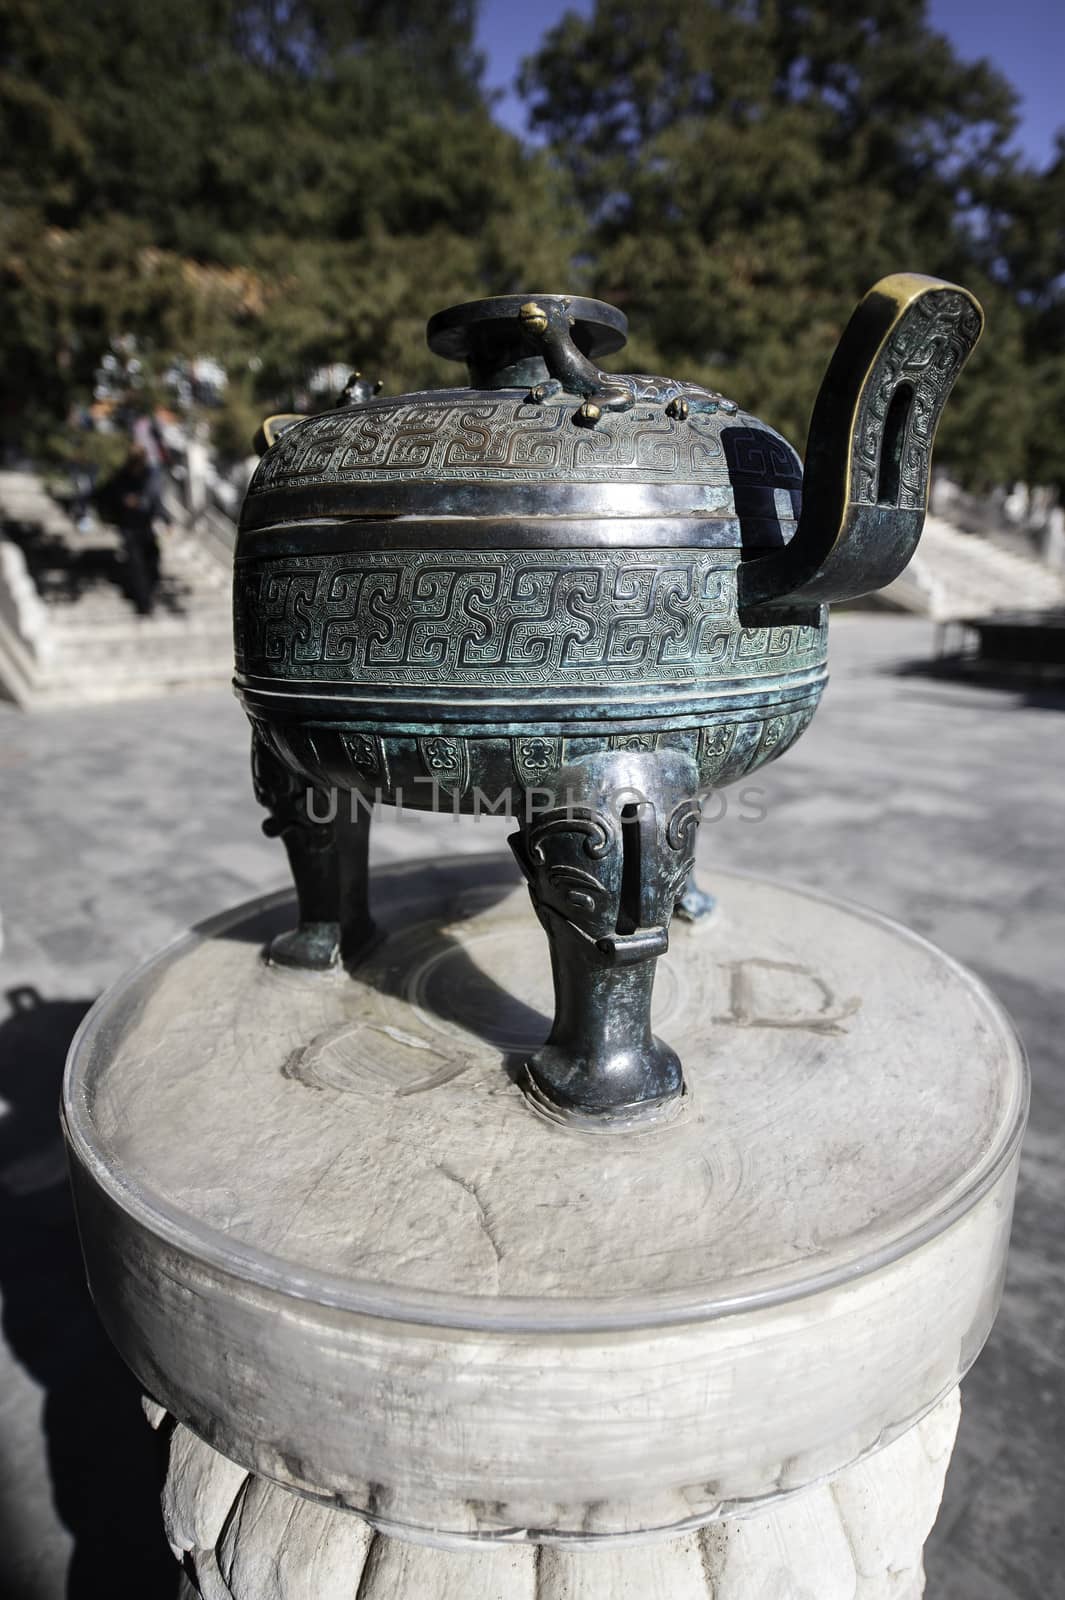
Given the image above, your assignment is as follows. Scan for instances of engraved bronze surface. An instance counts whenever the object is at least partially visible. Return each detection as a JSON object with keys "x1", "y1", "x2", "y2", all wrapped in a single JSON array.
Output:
[{"x1": 237, "y1": 279, "x2": 981, "y2": 1125}]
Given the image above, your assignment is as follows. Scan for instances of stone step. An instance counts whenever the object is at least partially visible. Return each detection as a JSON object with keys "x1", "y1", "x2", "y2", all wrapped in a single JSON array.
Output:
[
  {"x1": 22, "y1": 662, "x2": 233, "y2": 706},
  {"x1": 50, "y1": 626, "x2": 232, "y2": 649},
  {"x1": 886, "y1": 514, "x2": 1065, "y2": 620},
  {"x1": 50, "y1": 614, "x2": 231, "y2": 643},
  {"x1": 0, "y1": 469, "x2": 237, "y2": 704},
  {"x1": 50, "y1": 641, "x2": 233, "y2": 668},
  {"x1": 48, "y1": 600, "x2": 232, "y2": 622},
  {"x1": 51, "y1": 607, "x2": 232, "y2": 635},
  {"x1": 46, "y1": 646, "x2": 232, "y2": 673}
]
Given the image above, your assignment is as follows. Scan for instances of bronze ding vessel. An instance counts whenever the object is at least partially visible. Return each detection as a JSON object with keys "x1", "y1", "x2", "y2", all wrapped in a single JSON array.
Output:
[{"x1": 234, "y1": 276, "x2": 983, "y2": 1126}]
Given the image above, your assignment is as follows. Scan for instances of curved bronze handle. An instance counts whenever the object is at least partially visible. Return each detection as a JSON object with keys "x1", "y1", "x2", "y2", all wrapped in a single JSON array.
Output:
[
  {"x1": 253, "y1": 414, "x2": 304, "y2": 456},
  {"x1": 739, "y1": 274, "x2": 984, "y2": 613},
  {"x1": 253, "y1": 373, "x2": 384, "y2": 456}
]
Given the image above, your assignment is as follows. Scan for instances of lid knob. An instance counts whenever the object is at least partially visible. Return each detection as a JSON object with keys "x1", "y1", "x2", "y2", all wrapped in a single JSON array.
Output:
[
  {"x1": 519, "y1": 301, "x2": 550, "y2": 337},
  {"x1": 427, "y1": 293, "x2": 627, "y2": 391}
]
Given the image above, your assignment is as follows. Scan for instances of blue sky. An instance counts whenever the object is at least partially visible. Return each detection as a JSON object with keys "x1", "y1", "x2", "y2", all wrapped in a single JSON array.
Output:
[{"x1": 477, "y1": 0, "x2": 1063, "y2": 169}]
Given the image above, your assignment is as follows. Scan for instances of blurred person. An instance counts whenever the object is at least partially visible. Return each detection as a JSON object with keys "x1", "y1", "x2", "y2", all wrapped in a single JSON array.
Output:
[
  {"x1": 95, "y1": 443, "x2": 168, "y2": 615},
  {"x1": 130, "y1": 402, "x2": 171, "y2": 500}
]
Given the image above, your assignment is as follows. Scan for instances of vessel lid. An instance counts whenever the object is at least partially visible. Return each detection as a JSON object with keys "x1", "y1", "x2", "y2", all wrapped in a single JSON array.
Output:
[
  {"x1": 427, "y1": 293, "x2": 628, "y2": 375},
  {"x1": 239, "y1": 289, "x2": 802, "y2": 552}
]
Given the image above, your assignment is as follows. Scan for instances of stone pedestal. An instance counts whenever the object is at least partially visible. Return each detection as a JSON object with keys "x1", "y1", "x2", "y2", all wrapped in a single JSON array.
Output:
[
  {"x1": 153, "y1": 1388, "x2": 961, "y2": 1599},
  {"x1": 62, "y1": 858, "x2": 1027, "y2": 1594}
]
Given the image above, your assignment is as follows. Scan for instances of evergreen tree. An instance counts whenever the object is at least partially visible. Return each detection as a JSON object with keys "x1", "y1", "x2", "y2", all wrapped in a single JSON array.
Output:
[
  {"x1": 520, "y1": 0, "x2": 1059, "y2": 486},
  {"x1": 0, "y1": 0, "x2": 577, "y2": 445},
  {"x1": 983, "y1": 134, "x2": 1065, "y2": 490},
  {"x1": 0, "y1": 0, "x2": 1060, "y2": 488}
]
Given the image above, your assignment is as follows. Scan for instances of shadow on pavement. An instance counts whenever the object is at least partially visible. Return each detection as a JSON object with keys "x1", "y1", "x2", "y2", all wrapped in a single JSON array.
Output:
[
  {"x1": 2, "y1": 516, "x2": 190, "y2": 617},
  {"x1": 884, "y1": 652, "x2": 1065, "y2": 712},
  {"x1": 0, "y1": 986, "x2": 177, "y2": 1600}
]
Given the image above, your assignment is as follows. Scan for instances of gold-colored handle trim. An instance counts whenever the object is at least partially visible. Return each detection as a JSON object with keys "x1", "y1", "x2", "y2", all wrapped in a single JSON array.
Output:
[
  {"x1": 739, "y1": 274, "x2": 984, "y2": 613},
  {"x1": 254, "y1": 414, "x2": 306, "y2": 456}
]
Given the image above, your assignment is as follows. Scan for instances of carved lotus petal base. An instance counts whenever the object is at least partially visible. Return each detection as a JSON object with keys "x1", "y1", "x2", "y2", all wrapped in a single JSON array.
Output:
[{"x1": 156, "y1": 1389, "x2": 960, "y2": 1600}]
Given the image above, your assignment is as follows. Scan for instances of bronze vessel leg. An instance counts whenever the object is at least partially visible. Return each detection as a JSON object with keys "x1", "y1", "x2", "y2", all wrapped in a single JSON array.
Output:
[
  {"x1": 510, "y1": 749, "x2": 700, "y2": 1124},
  {"x1": 251, "y1": 730, "x2": 375, "y2": 970},
  {"x1": 675, "y1": 870, "x2": 716, "y2": 923}
]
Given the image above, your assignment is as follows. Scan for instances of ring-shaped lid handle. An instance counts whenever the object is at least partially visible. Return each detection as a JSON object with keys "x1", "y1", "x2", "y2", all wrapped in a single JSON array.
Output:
[{"x1": 427, "y1": 294, "x2": 627, "y2": 389}]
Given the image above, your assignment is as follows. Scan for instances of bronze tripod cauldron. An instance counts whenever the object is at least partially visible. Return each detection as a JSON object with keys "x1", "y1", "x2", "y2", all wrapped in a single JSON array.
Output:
[{"x1": 235, "y1": 275, "x2": 982, "y2": 1126}]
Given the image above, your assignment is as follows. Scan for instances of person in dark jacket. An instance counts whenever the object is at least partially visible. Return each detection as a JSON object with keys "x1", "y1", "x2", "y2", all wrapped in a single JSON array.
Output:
[{"x1": 96, "y1": 444, "x2": 167, "y2": 615}]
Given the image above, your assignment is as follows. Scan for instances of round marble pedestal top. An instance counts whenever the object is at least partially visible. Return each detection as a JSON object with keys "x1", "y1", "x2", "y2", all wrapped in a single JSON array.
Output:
[{"x1": 62, "y1": 858, "x2": 1026, "y2": 1546}]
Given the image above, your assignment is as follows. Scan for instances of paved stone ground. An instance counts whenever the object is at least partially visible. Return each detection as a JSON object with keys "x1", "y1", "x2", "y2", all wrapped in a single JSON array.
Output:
[{"x1": 0, "y1": 614, "x2": 1061, "y2": 1599}]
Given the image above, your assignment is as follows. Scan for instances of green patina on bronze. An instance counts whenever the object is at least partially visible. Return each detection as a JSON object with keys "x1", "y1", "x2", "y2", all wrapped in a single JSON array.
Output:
[{"x1": 235, "y1": 278, "x2": 982, "y2": 1124}]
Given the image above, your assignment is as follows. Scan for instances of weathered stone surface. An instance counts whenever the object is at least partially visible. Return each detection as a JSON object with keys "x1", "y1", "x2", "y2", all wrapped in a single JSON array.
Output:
[
  {"x1": 357, "y1": 1535, "x2": 536, "y2": 1600},
  {"x1": 218, "y1": 1475, "x2": 374, "y2": 1598},
  {"x1": 186, "y1": 1547, "x2": 233, "y2": 1600},
  {"x1": 161, "y1": 1422, "x2": 248, "y2": 1557},
  {"x1": 829, "y1": 1388, "x2": 961, "y2": 1595},
  {"x1": 142, "y1": 1394, "x2": 169, "y2": 1430},
  {"x1": 537, "y1": 1538, "x2": 712, "y2": 1599},
  {"x1": 163, "y1": 1391, "x2": 960, "y2": 1597}
]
